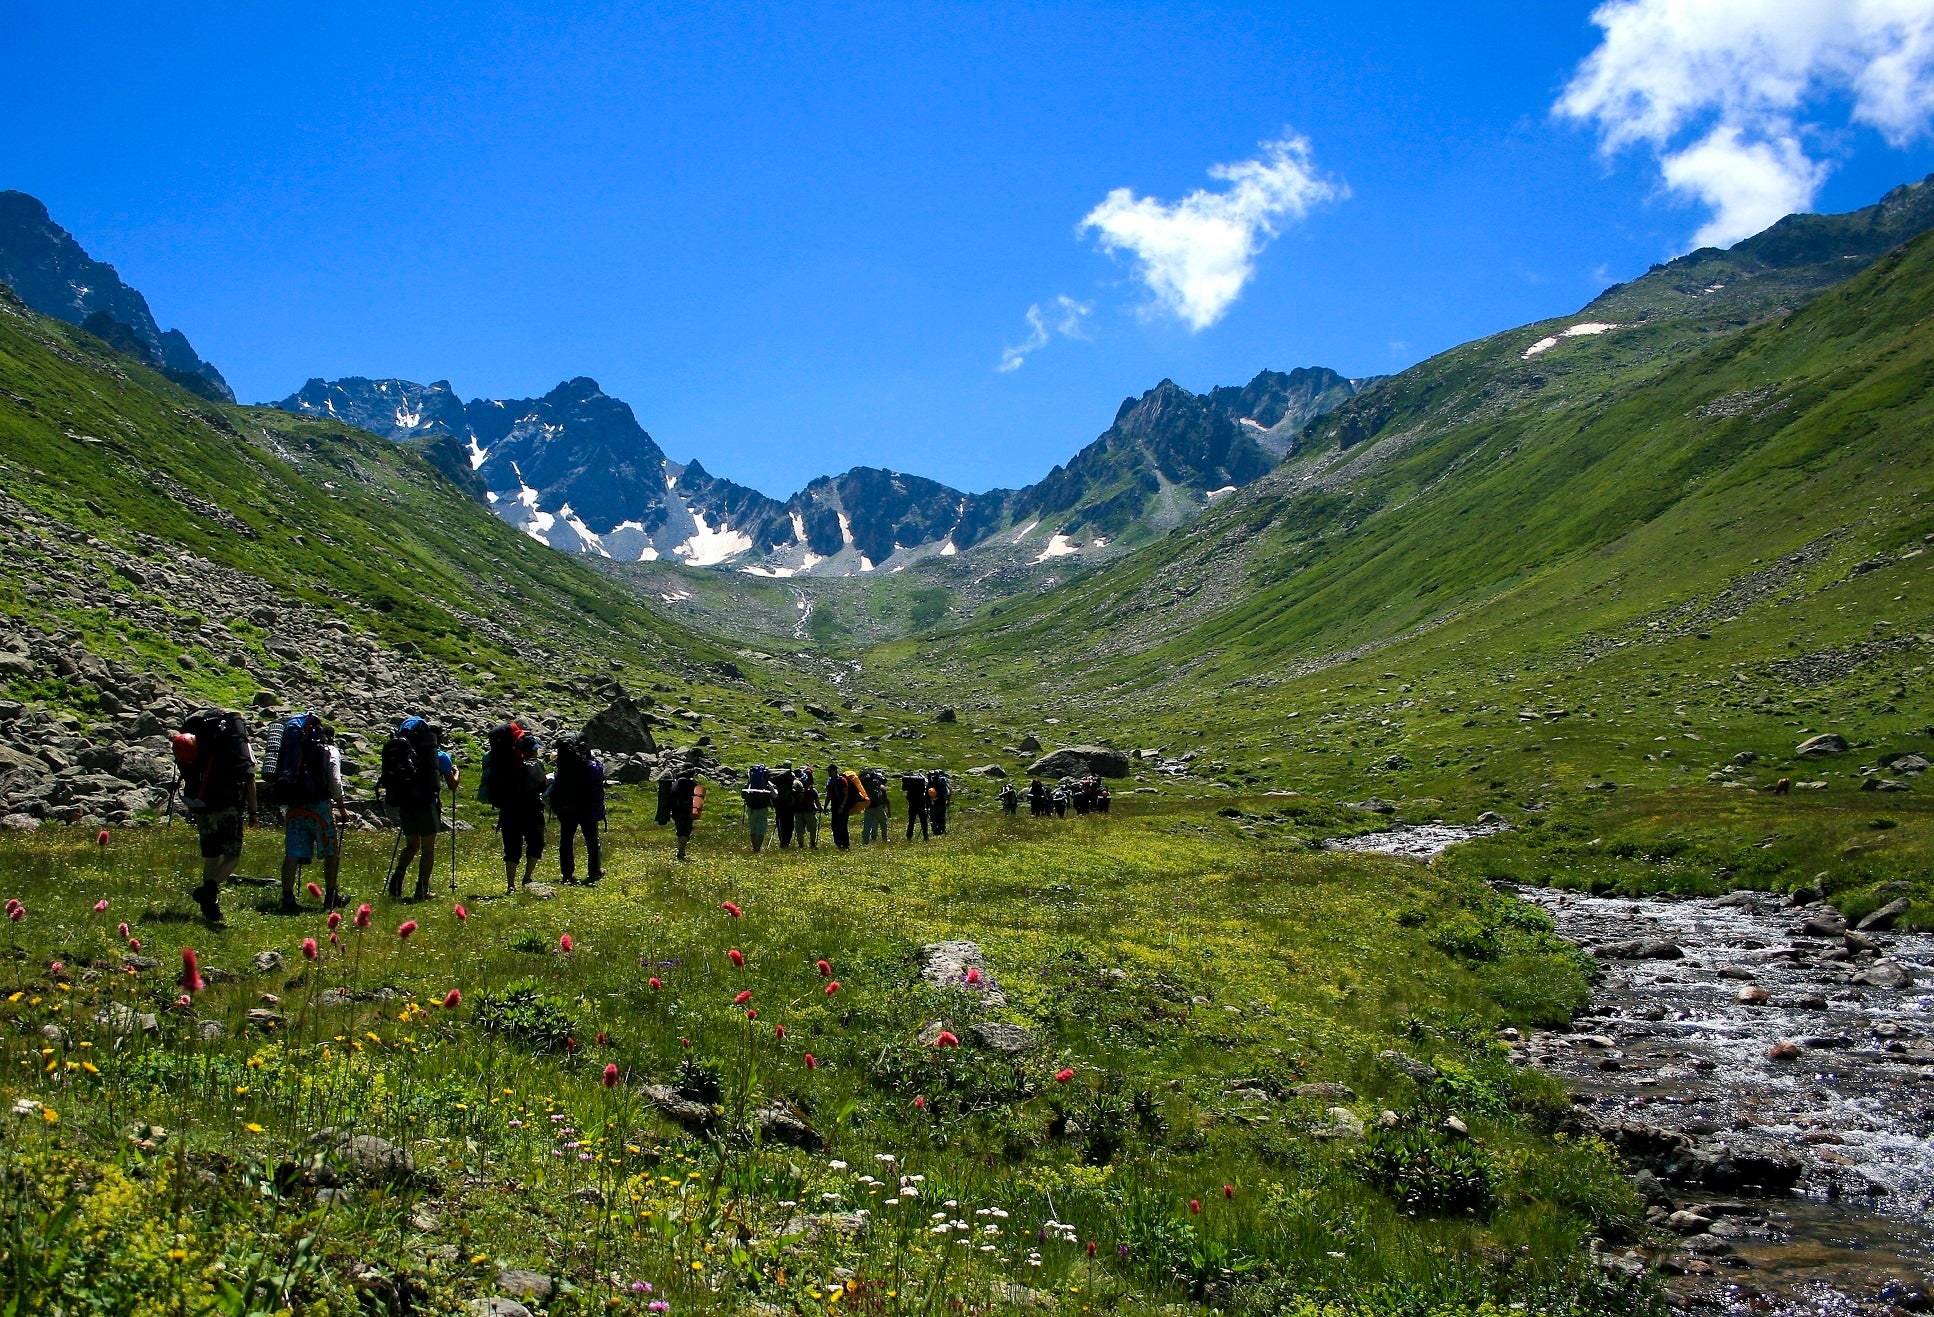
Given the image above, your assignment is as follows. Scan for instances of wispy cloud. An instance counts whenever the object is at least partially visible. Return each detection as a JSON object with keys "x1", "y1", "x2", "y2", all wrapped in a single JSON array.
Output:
[
  {"x1": 997, "y1": 295, "x2": 1092, "y2": 373},
  {"x1": 1080, "y1": 132, "x2": 1343, "y2": 331},
  {"x1": 1558, "y1": 0, "x2": 1934, "y2": 248}
]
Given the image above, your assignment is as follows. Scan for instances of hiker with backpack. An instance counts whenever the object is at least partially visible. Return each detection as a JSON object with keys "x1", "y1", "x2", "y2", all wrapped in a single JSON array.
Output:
[
  {"x1": 268, "y1": 712, "x2": 347, "y2": 912},
  {"x1": 171, "y1": 707, "x2": 257, "y2": 926},
  {"x1": 1028, "y1": 778, "x2": 1049, "y2": 818},
  {"x1": 743, "y1": 764, "x2": 777, "y2": 852},
  {"x1": 771, "y1": 762, "x2": 797, "y2": 847},
  {"x1": 657, "y1": 768, "x2": 702, "y2": 861},
  {"x1": 496, "y1": 733, "x2": 548, "y2": 891},
  {"x1": 549, "y1": 733, "x2": 606, "y2": 884},
  {"x1": 901, "y1": 771, "x2": 930, "y2": 841},
  {"x1": 928, "y1": 769, "x2": 952, "y2": 836},
  {"x1": 999, "y1": 782, "x2": 1019, "y2": 815},
  {"x1": 792, "y1": 768, "x2": 820, "y2": 848},
  {"x1": 860, "y1": 767, "x2": 891, "y2": 844},
  {"x1": 379, "y1": 716, "x2": 456, "y2": 901},
  {"x1": 825, "y1": 762, "x2": 855, "y2": 850}
]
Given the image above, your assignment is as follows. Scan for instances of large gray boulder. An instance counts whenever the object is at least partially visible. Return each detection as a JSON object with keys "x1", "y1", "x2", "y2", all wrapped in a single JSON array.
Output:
[
  {"x1": 1026, "y1": 745, "x2": 1131, "y2": 779},
  {"x1": 1796, "y1": 733, "x2": 1849, "y2": 757},
  {"x1": 584, "y1": 694, "x2": 658, "y2": 755}
]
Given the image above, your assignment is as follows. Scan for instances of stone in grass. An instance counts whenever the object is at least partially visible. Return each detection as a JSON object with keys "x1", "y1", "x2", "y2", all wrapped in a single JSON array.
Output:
[
  {"x1": 1312, "y1": 1107, "x2": 1365, "y2": 1141},
  {"x1": 251, "y1": 950, "x2": 284, "y2": 974},
  {"x1": 970, "y1": 1021, "x2": 1034, "y2": 1054},
  {"x1": 311, "y1": 1129, "x2": 418, "y2": 1186},
  {"x1": 1796, "y1": 734, "x2": 1849, "y2": 757},
  {"x1": 753, "y1": 1098, "x2": 819, "y2": 1150},
  {"x1": 919, "y1": 941, "x2": 1006, "y2": 1007},
  {"x1": 494, "y1": 1270, "x2": 555, "y2": 1304},
  {"x1": 521, "y1": 882, "x2": 557, "y2": 900},
  {"x1": 643, "y1": 1084, "x2": 716, "y2": 1132},
  {"x1": 1295, "y1": 1082, "x2": 1357, "y2": 1100},
  {"x1": 1857, "y1": 898, "x2": 1911, "y2": 932}
]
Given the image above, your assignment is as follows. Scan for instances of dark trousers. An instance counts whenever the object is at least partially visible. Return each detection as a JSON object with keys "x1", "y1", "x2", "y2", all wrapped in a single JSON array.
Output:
[
  {"x1": 931, "y1": 803, "x2": 948, "y2": 835},
  {"x1": 905, "y1": 802, "x2": 928, "y2": 840},
  {"x1": 830, "y1": 809, "x2": 850, "y2": 849},
  {"x1": 776, "y1": 807, "x2": 795, "y2": 848},
  {"x1": 557, "y1": 813, "x2": 602, "y2": 880}
]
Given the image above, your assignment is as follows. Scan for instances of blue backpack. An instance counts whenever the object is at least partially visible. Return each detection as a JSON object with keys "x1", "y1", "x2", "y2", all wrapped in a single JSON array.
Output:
[{"x1": 268, "y1": 713, "x2": 326, "y2": 806}]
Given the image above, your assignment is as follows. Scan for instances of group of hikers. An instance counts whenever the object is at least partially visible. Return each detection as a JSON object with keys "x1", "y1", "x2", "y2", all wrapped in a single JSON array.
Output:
[{"x1": 166, "y1": 704, "x2": 1109, "y2": 926}]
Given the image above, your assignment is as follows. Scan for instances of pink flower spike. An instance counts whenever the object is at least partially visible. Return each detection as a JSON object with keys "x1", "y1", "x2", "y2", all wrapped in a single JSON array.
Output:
[
  {"x1": 1189, "y1": 1199, "x2": 1202, "y2": 1215},
  {"x1": 93, "y1": 899, "x2": 109, "y2": 913},
  {"x1": 1223, "y1": 1183, "x2": 1235, "y2": 1199},
  {"x1": 966, "y1": 967, "x2": 981, "y2": 984},
  {"x1": 680, "y1": 1037, "x2": 690, "y2": 1049},
  {"x1": 180, "y1": 947, "x2": 204, "y2": 994},
  {"x1": 721, "y1": 901, "x2": 742, "y2": 918},
  {"x1": 454, "y1": 903, "x2": 468, "y2": 921},
  {"x1": 354, "y1": 904, "x2": 372, "y2": 928},
  {"x1": 117, "y1": 922, "x2": 130, "y2": 939},
  {"x1": 728, "y1": 947, "x2": 744, "y2": 968},
  {"x1": 803, "y1": 1052, "x2": 817, "y2": 1069},
  {"x1": 774, "y1": 1023, "x2": 786, "y2": 1038},
  {"x1": 443, "y1": 989, "x2": 462, "y2": 1009},
  {"x1": 933, "y1": 1031, "x2": 959, "y2": 1048},
  {"x1": 397, "y1": 920, "x2": 418, "y2": 940},
  {"x1": 824, "y1": 980, "x2": 840, "y2": 996},
  {"x1": 648, "y1": 977, "x2": 661, "y2": 990},
  {"x1": 559, "y1": 933, "x2": 574, "y2": 954},
  {"x1": 1055, "y1": 1068, "x2": 1075, "y2": 1083},
  {"x1": 97, "y1": 829, "x2": 110, "y2": 846},
  {"x1": 327, "y1": 910, "x2": 342, "y2": 930},
  {"x1": 602, "y1": 1062, "x2": 619, "y2": 1087},
  {"x1": 733, "y1": 989, "x2": 752, "y2": 1005},
  {"x1": 301, "y1": 938, "x2": 319, "y2": 961},
  {"x1": 7, "y1": 906, "x2": 21, "y2": 923},
  {"x1": 49, "y1": 961, "x2": 63, "y2": 976},
  {"x1": 128, "y1": 937, "x2": 141, "y2": 952},
  {"x1": 329, "y1": 932, "x2": 340, "y2": 947},
  {"x1": 176, "y1": 993, "x2": 191, "y2": 1010},
  {"x1": 816, "y1": 958, "x2": 832, "y2": 976},
  {"x1": 305, "y1": 882, "x2": 322, "y2": 901},
  {"x1": 746, "y1": 1008, "x2": 758, "y2": 1020},
  {"x1": 913, "y1": 1095, "x2": 926, "y2": 1110}
]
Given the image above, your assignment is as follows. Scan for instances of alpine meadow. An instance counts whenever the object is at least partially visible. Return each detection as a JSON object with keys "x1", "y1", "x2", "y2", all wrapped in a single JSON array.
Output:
[{"x1": 4, "y1": 7, "x2": 1934, "y2": 1317}]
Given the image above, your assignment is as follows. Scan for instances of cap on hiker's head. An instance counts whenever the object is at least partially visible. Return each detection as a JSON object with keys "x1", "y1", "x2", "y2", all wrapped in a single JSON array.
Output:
[{"x1": 521, "y1": 736, "x2": 541, "y2": 758}]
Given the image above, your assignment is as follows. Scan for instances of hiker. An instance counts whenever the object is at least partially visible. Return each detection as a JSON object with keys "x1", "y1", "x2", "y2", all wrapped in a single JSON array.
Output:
[
  {"x1": 999, "y1": 782, "x2": 1019, "y2": 815},
  {"x1": 498, "y1": 733, "x2": 547, "y2": 891},
  {"x1": 380, "y1": 717, "x2": 455, "y2": 901},
  {"x1": 929, "y1": 769, "x2": 952, "y2": 835},
  {"x1": 268, "y1": 712, "x2": 346, "y2": 911},
  {"x1": 860, "y1": 767, "x2": 891, "y2": 844},
  {"x1": 902, "y1": 771, "x2": 930, "y2": 841},
  {"x1": 1053, "y1": 784, "x2": 1070, "y2": 818},
  {"x1": 171, "y1": 707, "x2": 257, "y2": 926},
  {"x1": 743, "y1": 764, "x2": 777, "y2": 852},
  {"x1": 1028, "y1": 778, "x2": 1049, "y2": 818},
  {"x1": 772, "y1": 762, "x2": 797, "y2": 847},
  {"x1": 792, "y1": 768, "x2": 820, "y2": 848},
  {"x1": 826, "y1": 762, "x2": 854, "y2": 850},
  {"x1": 668, "y1": 768, "x2": 701, "y2": 860},
  {"x1": 549, "y1": 733, "x2": 606, "y2": 884}
]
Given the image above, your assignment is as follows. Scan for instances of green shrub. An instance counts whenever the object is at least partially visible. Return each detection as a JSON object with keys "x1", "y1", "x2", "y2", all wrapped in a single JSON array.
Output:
[{"x1": 1355, "y1": 1125, "x2": 1501, "y2": 1217}]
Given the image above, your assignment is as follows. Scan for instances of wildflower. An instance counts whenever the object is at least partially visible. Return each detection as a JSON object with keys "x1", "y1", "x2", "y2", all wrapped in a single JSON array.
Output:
[
  {"x1": 176, "y1": 993, "x2": 191, "y2": 1009},
  {"x1": 117, "y1": 921, "x2": 129, "y2": 938},
  {"x1": 180, "y1": 948, "x2": 204, "y2": 994},
  {"x1": 398, "y1": 920, "x2": 418, "y2": 940},
  {"x1": 1087, "y1": 1240, "x2": 1097, "y2": 1257},
  {"x1": 8, "y1": 905, "x2": 22, "y2": 923},
  {"x1": 966, "y1": 967, "x2": 981, "y2": 984},
  {"x1": 97, "y1": 829, "x2": 111, "y2": 846},
  {"x1": 454, "y1": 902, "x2": 467, "y2": 921},
  {"x1": 560, "y1": 933, "x2": 574, "y2": 954},
  {"x1": 728, "y1": 948, "x2": 744, "y2": 967},
  {"x1": 1223, "y1": 1183, "x2": 1235, "y2": 1199},
  {"x1": 825, "y1": 981, "x2": 840, "y2": 995},
  {"x1": 630, "y1": 1282, "x2": 651, "y2": 1293},
  {"x1": 127, "y1": 937, "x2": 141, "y2": 952},
  {"x1": 932, "y1": 1031, "x2": 959, "y2": 1048},
  {"x1": 1189, "y1": 1199, "x2": 1201, "y2": 1215},
  {"x1": 93, "y1": 900, "x2": 109, "y2": 913},
  {"x1": 302, "y1": 938, "x2": 319, "y2": 961},
  {"x1": 1055, "y1": 1068, "x2": 1075, "y2": 1083},
  {"x1": 804, "y1": 1053, "x2": 818, "y2": 1070},
  {"x1": 649, "y1": 1303, "x2": 669, "y2": 1313},
  {"x1": 649, "y1": 977, "x2": 661, "y2": 990},
  {"x1": 774, "y1": 1023, "x2": 786, "y2": 1039},
  {"x1": 306, "y1": 882, "x2": 322, "y2": 901},
  {"x1": 596, "y1": 1030, "x2": 608, "y2": 1046},
  {"x1": 721, "y1": 901, "x2": 742, "y2": 918},
  {"x1": 443, "y1": 989, "x2": 462, "y2": 1009},
  {"x1": 1119, "y1": 1243, "x2": 1130, "y2": 1259},
  {"x1": 326, "y1": 910, "x2": 342, "y2": 931},
  {"x1": 354, "y1": 904, "x2": 372, "y2": 928},
  {"x1": 733, "y1": 989, "x2": 752, "y2": 1005},
  {"x1": 746, "y1": 1008, "x2": 758, "y2": 1020},
  {"x1": 817, "y1": 958, "x2": 832, "y2": 976},
  {"x1": 566, "y1": 1037, "x2": 578, "y2": 1051},
  {"x1": 603, "y1": 1063, "x2": 619, "y2": 1087},
  {"x1": 681, "y1": 1037, "x2": 690, "y2": 1049},
  {"x1": 914, "y1": 1096, "x2": 926, "y2": 1110},
  {"x1": 329, "y1": 932, "x2": 340, "y2": 947}
]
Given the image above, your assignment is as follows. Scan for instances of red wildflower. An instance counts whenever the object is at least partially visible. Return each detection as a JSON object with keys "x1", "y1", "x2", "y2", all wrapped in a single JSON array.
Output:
[
  {"x1": 649, "y1": 977, "x2": 662, "y2": 990},
  {"x1": 305, "y1": 882, "x2": 322, "y2": 901},
  {"x1": 566, "y1": 1036, "x2": 578, "y2": 1051},
  {"x1": 1189, "y1": 1199, "x2": 1202, "y2": 1215},
  {"x1": 1223, "y1": 1184, "x2": 1235, "y2": 1199},
  {"x1": 803, "y1": 1053, "x2": 817, "y2": 1069},
  {"x1": 1086, "y1": 1240, "x2": 1097, "y2": 1257},
  {"x1": 301, "y1": 938, "x2": 319, "y2": 960},
  {"x1": 7, "y1": 905, "x2": 21, "y2": 923},
  {"x1": 603, "y1": 1063, "x2": 619, "y2": 1087},
  {"x1": 559, "y1": 933, "x2": 574, "y2": 954},
  {"x1": 774, "y1": 1023, "x2": 786, "y2": 1038},
  {"x1": 329, "y1": 932, "x2": 340, "y2": 947},
  {"x1": 721, "y1": 901, "x2": 742, "y2": 918},
  {"x1": 933, "y1": 1031, "x2": 959, "y2": 1048},
  {"x1": 733, "y1": 989, "x2": 752, "y2": 1005},
  {"x1": 443, "y1": 988, "x2": 462, "y2": 1008},
  {"x1": 747, "y1": 1008, "x2": 758, "y2": 1020},
  {"x1": 454, "y1": 903, "x2": 468, "y2": 921},
  {"x1": 180, "y1": 947, "x2": 204, "y2": 994},
  {"x1": 327, "y1": 910, "x2": 342, "y2": 930},
  {"x1": 824, "y1": 981, "x2": 840, "y2": 995},
  {"x1": 817, "y1": 959, "x2": 832, "y2": 976},
  {"x1": 1055, "y1": 1068, "x2": 1075, "y2": 1083},
  {"x1": 354, "y1": 904, "x2": 372, "y2": 928},
  {"x1": 128, "y1": 937, "x2": 141, "y2": 952},
  {"x1": 97, "y1": 829, "x2": 110, "y2": 846},
  {"x1": 966, "y1": 967, "x2": 981, "y2": 984},
  {"x1": 914, "y1": 1095, "x2": 926, "y2": 1110},
  {"x1": 728, "y1": 948, "x2": 744, "y2": 968},
  {"x1": 93, "y1": 900, "x2": 109, "y2": 913},
  {"x1": 680, "y1": 1036, "x2": 690, "y2": 1048},
  {"x1": 176, "y1": 993, "x2": 191, "y2": 1010},
  {"x1": 117, "y1": 922, "x2": 129, "y2": 939},
  {"x1": 398, "y1": 920, "x2": 418, "y2": 940},
  {"x1": 596, "y1": 1030, "x2": 608, "y2": 1046},
  {"x1": 49, "y1": 961, "x2": 63, "y2": 976}
]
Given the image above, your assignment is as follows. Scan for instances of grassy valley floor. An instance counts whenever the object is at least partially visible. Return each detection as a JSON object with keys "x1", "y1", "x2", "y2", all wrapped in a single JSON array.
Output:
[{"x1": 0, "y1": 796, "x2": 1646, "y2": 1316}]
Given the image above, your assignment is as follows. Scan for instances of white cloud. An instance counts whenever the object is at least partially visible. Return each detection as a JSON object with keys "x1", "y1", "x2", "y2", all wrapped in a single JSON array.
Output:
[
  {"x1": 997, "y1": 295, "x2": 1091, "y2": 373},
  {"x1": 1558, "y1": 0, "x2": 1934, "y2": 247},
  {"x1": 1080, "y1": 132, "x2": 1343, "y2": 331}
]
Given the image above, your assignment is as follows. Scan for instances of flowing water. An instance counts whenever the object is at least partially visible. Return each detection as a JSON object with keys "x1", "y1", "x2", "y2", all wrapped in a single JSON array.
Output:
[{"x1": 1327, "y1": 824, "x2": 1934, "y2": 1315}]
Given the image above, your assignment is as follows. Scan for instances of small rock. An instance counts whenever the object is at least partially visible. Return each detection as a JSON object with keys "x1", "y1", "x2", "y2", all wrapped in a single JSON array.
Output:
[
  {"x1": 1767, "y1": 1040, "x2": 1803, "y2": 1060},
  {"x1": 1294, "y1": 1082, "x2": 1357, "y2": 1101},
  {"x1": 570, "y1": 1186, "x2": 608, "y2": 1208},
  {"x1": 1442, "y1": 1115, "x2": 1469, "y2": 1137},
  {"x1": 643, "y1": 1084, "x2": 715, "y2": 1132},
  {"x1": 918, "y1": 941, "x2": 1005, "y2": 1006},
  {"x1": 970, "y1": 1021, "x2": 1034, "y2": 1054},
  {"x1": 752, "y1": 1098, "x2": 819, "y2": 1150},
  {"x1": 1736, "y1": 986, "x2": 1772, "y2": 1005},
  {"x1": 251, "y1": 950, "x2": 284, "y2": 974},
  {"x1": 1860, "y1": 960, "x2": 1914, "y2": 989},
  {"x1": 494, "y1": 1271, "x2": 555, "y2": 1304},
  {"x1": 1378, "y1": 1051, "x2": 1436, "y2": 1083},
  {"x1": 1667, "y1": 1210, "x2": 1715, "y2": 1234},
  {"x1": 1476, "y1": 810, "x2": 1504, "y2": 825},
  {"x1": 1313, "y1": 1107, "x2": 1364, "y2": 1140},
  {"x1": 521, "y1": 882, "x2": 557, "y2": 900}
]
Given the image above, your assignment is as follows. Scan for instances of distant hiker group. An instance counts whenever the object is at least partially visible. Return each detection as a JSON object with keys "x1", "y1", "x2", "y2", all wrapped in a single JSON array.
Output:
[{"x1": 722, "y1": 763, "x2": 954, "y2": 853}]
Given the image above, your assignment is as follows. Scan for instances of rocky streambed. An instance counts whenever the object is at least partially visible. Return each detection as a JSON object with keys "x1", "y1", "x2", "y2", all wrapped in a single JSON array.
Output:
[{"x1": 1331, "y1": 824, "x2": 1934, "y2": 1314}]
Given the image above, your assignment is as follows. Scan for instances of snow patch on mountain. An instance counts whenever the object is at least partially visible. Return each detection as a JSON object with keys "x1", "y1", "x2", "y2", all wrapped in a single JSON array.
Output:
[{"x1": 672, "y1": 508, "x2": 753, "y2": 567}]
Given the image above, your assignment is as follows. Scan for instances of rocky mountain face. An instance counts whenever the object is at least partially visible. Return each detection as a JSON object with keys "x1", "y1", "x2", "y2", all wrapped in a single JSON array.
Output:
[
  {"x1": 0, "y1": 190, "x2": 232, "y2": 403},
  {"x1": 278, "y1": 366, "x2": 1368, "y2": 577}
]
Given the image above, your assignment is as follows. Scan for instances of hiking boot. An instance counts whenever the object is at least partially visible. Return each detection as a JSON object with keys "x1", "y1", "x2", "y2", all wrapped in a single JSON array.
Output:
[
  {"x1": 324, "y1": 891, "x2": 347, "y2": 911},
  {"x1": 412, "y1": 879, "x2": 431, "y2": 902},
  {"x1": 386, "y1": 869, "x2": 405, "y2": 900},
  {"x1": 191, "y1": 883, "x2": 225, "y2": 926}
]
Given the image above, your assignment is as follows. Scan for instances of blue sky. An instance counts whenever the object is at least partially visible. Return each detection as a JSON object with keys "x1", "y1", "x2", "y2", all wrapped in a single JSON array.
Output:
[{"x1": 7, "y1": 2, "x2": 1934, "y2": 498}]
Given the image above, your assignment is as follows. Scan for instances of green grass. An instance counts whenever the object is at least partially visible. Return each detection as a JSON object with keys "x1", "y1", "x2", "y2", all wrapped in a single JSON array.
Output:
[{"x1": 0, "y1": 798, "x2": 1643, "y2": 1315}]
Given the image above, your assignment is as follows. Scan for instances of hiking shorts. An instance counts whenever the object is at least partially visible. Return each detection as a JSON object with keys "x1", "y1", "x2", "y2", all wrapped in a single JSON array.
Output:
[
  {"x1": 194, "y1": 808, "x2": 244, "y2": 860},
  {"x1": 501, "y1": 811, "x2": 545, "y2": 865},
  {"x1": 284, "y1": 805, "x2": 340, "y2": 864},
  {"x1": 396, "y1": 802, "x2": 441, "y2": 838}
]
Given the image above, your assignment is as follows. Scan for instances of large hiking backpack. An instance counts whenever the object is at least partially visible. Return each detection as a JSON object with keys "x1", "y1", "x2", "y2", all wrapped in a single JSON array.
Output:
[
  {"x1": 860, "y1": 768, "x2": 888, "y2": 803},
  {"x1": 930, "y1": 770, "x2": 951, "y2": 805},
  {"x1": 268, "y1": 712, "x2": 327, "y2": 806},
  {"x1": 477, "y1": 721, "x2": 526, "y2": 806},
  {"x1": 844, "y1": 771, "x2": 869, "y2": 813},
  {"x1": 748, "y1": 764, "x2": 770, "y2": 791},
  {"x1": 742, "y1": 786, "x2": 777, "y2": 809},
  {"x1": 552, "y1": 734, "x2": 592, "y2": 814},
  {"x1": 174, "y1": 708, "x2": 249, "y2": 811},
  {"x1": 380, "y1": 716, "x2": 443, "y2": 809},
  {"x1": 900, "y1": 772, "x2": 929, "y2": 795},
  {"x1": 655, "y1": 777, "x2": 674, "y2": 827}
]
